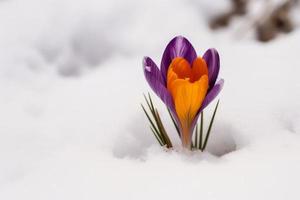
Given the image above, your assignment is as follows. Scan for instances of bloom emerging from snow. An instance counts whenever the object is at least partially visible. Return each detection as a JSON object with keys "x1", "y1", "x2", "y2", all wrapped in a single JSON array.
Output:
[{"x1": 143, "y1": 36, "x2": 224, "y2": 149}]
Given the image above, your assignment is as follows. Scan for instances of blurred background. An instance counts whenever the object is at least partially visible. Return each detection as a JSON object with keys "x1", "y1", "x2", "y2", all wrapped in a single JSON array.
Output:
[{"x1": 0, "y1": 0, "x2": 299, "y2": 79}]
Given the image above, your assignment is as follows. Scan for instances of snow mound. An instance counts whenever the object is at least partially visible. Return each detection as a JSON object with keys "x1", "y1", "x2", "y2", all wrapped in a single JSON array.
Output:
[{"x1": 0, "y1": 0, "x2": 300, "y2": 199}]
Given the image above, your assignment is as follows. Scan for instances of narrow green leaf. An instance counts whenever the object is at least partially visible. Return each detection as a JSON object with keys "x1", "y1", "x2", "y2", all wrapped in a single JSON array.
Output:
[
  {"x1": 150, "y1": 126, "x2": 164, "y2": 146},
  {"x1": 199, "y1": 112, "x2": 204, "y2": 150},
  {"x1": 150, "y1": 109, "x2": 168, "y2": 145},
  {"x1": 145, "y1": 93, "x2": 172, "y2": 145},
  {"x1": 148, "y1": 93, "x2": 155, "y2": 113},
  {"x1": 143, "y1": 94, "x2": 154, "y2": 114},
  {"x1": 141, "y1": 93, "x2": 173, "y2": 148},
  {"x1": 155, "y1": 109, "x2": 173, "y2": 148},
  {"x1": 141, "y1": 104, "x2": 165, "y2": 144},
  {"x1": 141, "y1": 104, "x2": 159, "y2": 134},
  {"x1": 143, "y1": 94, "x2": 168, "y2": 144},
  {"x1": 195, "y1": 125, "x2": 198, "y2": 150},
  {"x1": 167, "y1": 108, "x2": 181, "y2": 138},
  {"x1": 202, "y1": 100, "x2": 220, "y2": 151}
]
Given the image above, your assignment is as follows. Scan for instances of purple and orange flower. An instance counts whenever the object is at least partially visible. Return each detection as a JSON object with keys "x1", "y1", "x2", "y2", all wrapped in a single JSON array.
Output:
[{"x1": 142, "y1": 36, "x2": 224, "y2": 150}]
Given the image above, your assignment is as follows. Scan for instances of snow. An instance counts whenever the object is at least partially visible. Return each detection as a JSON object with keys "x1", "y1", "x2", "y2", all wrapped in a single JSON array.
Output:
[{"x1": 0, "y1": 0, "x2": 300, "y2": 199}]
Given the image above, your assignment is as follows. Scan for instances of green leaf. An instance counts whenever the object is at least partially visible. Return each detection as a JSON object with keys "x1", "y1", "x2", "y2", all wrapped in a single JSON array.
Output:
[
  {"x1": 143, "y1": 94, "x2": 154, "y2": 114},
  {"x1": 148, "y1": 93, "x2": 155, "y2": 113},
  {"x1": 154, "y1": 109, "x2": 173, "y2": 148},
  {"x1": 199, "y1": 112, "x2": 204, "y2": 151},
  {"x1": 141, "y1": 93, "x2": 173, "y2": 148},
  {"x1": 195, "y1": 125, "x2": 198, "y2": 149},
  {"x1": 145, "y1": 94, "x2": 168, "y2": 145},
  {"x1": 202, "y1": 100, "x2": 220, "y2": 151},
  {"x1": 141, "y1": 104, "x2": 165, "y2": 144},
  {"x1": 150, "y1": 126, "x2": 164, "y2": 146}
]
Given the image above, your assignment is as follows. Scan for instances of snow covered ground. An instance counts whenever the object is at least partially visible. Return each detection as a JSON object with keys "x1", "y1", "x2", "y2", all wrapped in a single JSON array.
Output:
[{"x1": 0, "y1": 0, "x2": 300, "y2": 199}]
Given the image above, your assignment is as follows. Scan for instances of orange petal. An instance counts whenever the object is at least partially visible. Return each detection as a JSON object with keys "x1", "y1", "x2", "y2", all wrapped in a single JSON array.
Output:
[
  {"x1": 171, "y1": 75, "x2": 209, "y2": 128},
  {"x1": 168, "y1": 57, "x2": 191, "y2": 79},
  {"x1": 167, "y1": 57, "x2": 192, "y2": 92},
  {"x1": 170, "y1": 75, "x2": 209, "y2": 147},
  {"x1": 167, "y1": 67, "x2": 178, "y2": 92},
  {"x1": 191, "y1": 57, "x2": 208, "y2": 82}
]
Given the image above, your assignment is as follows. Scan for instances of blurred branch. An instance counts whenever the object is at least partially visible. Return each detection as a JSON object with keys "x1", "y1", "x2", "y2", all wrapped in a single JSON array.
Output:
[
  {"x1": 210, "y1": 0, "x2": 248, "y2": 29},
  {"x1": 210, "y1": 0, "x2": 299, "y2": 42},
  {"x1": 256, "y1": 0, "x2": 297, "y2": 42}
]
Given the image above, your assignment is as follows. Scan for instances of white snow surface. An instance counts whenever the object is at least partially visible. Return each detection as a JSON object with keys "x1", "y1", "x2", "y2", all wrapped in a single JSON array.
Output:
[{"x1": 0, "y1": 0, "x2": 300, "y2": 199}]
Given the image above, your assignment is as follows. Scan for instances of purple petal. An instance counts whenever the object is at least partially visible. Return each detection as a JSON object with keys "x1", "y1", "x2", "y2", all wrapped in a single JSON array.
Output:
[
  {"x1": 160, "y1": 36, "x2": 197, "y2": 84},
  {"x1": 143, "y1": 57, "x2": 175, "y2": 113},
  {"x1": 191, "y1": 79, "x2": 224, "y2": 132},
  {"x1": 200, "y1": 79, "x2": 224, "y2": 111},
  {"x1": 143, "y1": 57, "x2": 164, "y2": 84},
  {"x1": 203, "y1": 48, "x2": 220, "y2": 89}
]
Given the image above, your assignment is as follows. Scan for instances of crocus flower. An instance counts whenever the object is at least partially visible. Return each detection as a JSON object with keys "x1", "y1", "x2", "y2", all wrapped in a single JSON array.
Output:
[{"x1": 143, "y1": 36, "x2": 224, "y2": 149}]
